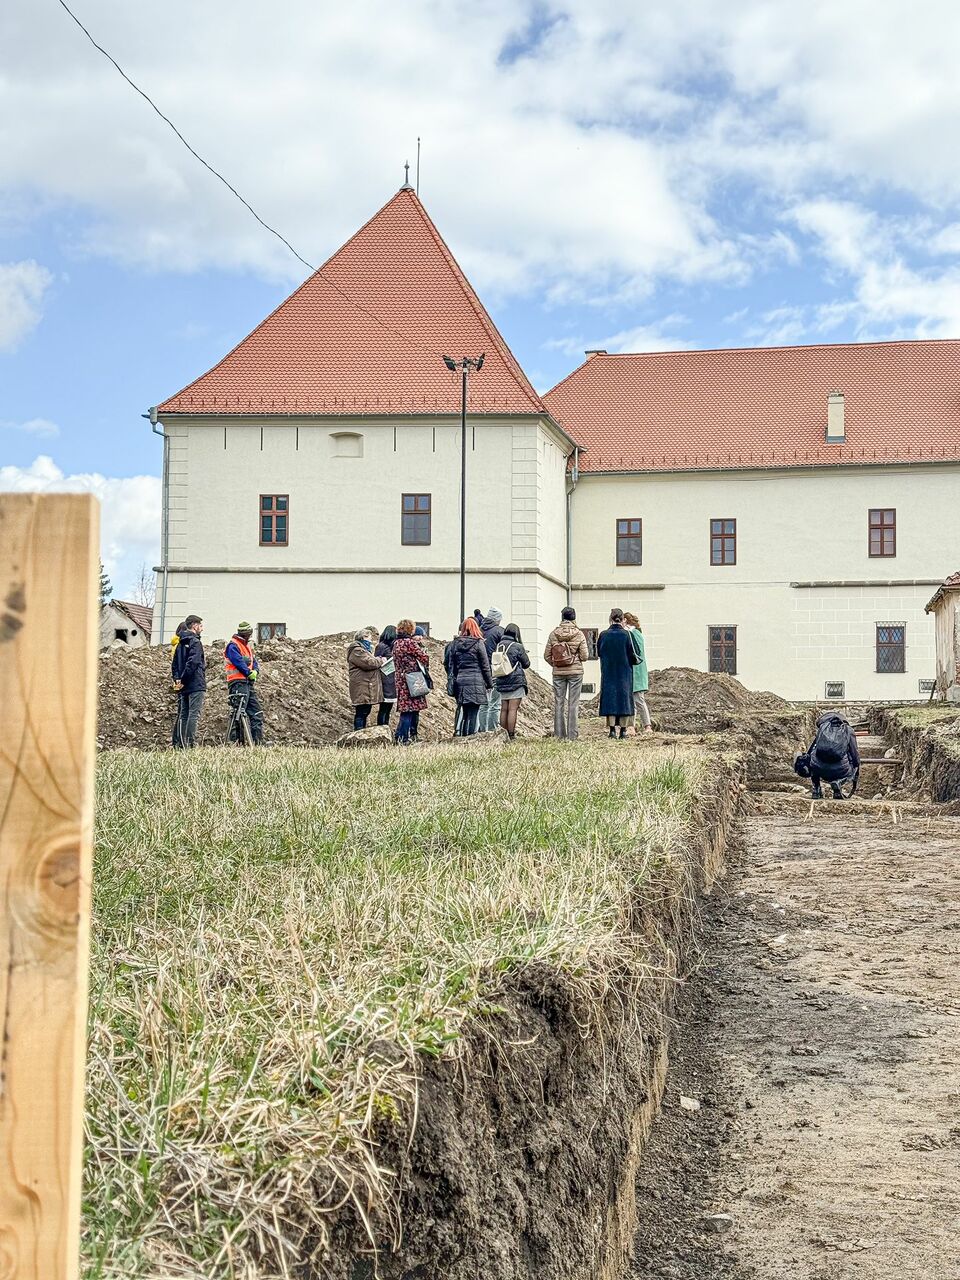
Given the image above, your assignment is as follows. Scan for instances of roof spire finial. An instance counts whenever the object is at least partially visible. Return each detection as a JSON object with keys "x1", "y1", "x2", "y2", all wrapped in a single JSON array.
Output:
[{"x1": 401, "y1": 160, "x2": 412, "y2": 191}]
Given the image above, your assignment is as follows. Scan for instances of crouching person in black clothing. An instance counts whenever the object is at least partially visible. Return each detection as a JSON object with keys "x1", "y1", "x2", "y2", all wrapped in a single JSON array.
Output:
[{"x1": 799, "y1": 712, "x2": 860, "y2": 799}]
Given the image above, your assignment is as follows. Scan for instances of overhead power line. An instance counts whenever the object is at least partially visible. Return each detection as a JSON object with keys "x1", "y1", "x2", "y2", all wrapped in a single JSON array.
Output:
[{"x1": 55, "y1": 0, "x2": 445, "y2": 358}]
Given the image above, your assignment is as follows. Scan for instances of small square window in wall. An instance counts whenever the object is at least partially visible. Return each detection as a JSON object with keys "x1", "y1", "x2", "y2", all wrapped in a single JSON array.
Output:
[
  {"x1": 260, "y1": 494, "x2": 289, "y2": 546},
  {"x1": 876, "y1": 622, "x2": 906, "y2": 673},
  {"x1": 708, "y1": 626, "x2": 737, "y2": 675},
  {"x1": 402, "y1": 494, "x2": 431, "y2": 545},
  {"x1": 869, "y1": 508, "x2": 896, "y2": 557},
  {"x1": 257, "y1": 622, "x2": 287, "y2": 643},
  {"x1": 710, "y1": 519, "x2": 736, "y2": 565},
  {"x1": 616, "y1": 518, "x2": 642, "y2": 565}
]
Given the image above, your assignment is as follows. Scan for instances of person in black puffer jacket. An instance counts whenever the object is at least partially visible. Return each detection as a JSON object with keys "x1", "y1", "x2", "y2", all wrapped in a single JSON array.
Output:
[
  {"x1": 375, "y1": 625, "x2": 398, "y2": 729},
  {"x1": 493, "y1": 623, "x2": 530, "y2": 739},
  {"x1": 445, "y1": 617, "x2": 492, "y2": 736}
]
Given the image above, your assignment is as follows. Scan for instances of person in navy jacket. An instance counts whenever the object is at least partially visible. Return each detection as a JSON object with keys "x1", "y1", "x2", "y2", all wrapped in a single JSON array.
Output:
[{"x1": 171, "y1": 614, "x2": 206, "y2": 748}]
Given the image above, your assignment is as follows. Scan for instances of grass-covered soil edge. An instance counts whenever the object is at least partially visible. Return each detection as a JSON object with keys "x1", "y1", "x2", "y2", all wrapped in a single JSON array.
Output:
[
  {"x1": 329, "y1": 757, "x2": 743, "y2": 1280},
  {"x1": 870, "y1": 705, "x2": 960, "y2": 801}
]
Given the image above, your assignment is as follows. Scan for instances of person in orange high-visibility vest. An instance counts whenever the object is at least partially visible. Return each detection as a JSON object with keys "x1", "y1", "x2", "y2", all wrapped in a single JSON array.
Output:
[{"x1": 224, "y1": 622, "x2": 265, "y2": 744}]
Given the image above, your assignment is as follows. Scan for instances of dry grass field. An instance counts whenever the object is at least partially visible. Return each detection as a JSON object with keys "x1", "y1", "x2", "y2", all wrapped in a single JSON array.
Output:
[{"x1": 84, "y1": 741, "x2": 705, "y2": 1279}]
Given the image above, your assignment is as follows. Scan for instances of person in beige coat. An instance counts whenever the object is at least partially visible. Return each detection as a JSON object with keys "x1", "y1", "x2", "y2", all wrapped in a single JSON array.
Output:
[
  {"x1": 543, "y1": 606, "x2": 590, "y2": 740},
  {"x1": 347, "y1": 630, "x2": 385, "y2": 730}
]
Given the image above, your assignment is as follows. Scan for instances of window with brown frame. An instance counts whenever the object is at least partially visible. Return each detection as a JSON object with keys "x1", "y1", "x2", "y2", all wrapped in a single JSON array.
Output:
[
  {"x1": 581, "y1": 628, "x2": 600, "y2": 660},
  {"x1": 401, "y1": 494, "x2": 431, "y2": 545},
  {"x1": 708, "y1": 626, "x2": 737, "y2": 675},
  {"x1": 260, "y1": 494, "x2": 288, "y2": 546},
  {"x1": 869, "y1": 508, "x2": 896, "y2": 557},
  {"x1": 876, "y1": 622, "x2": 906, "y2": 673},
  {"x1": 415, "y1": 622, "x2": 431, "y2": 637},
  {"x1": 257, "y1": 622, "x2": 286, "y2": 643},
  {"x1": 710, "y1": 518, "x2": 736, "y2": 565},
  {"x1": 616, "y1": 518, "x2": 642, "y2": 565}
]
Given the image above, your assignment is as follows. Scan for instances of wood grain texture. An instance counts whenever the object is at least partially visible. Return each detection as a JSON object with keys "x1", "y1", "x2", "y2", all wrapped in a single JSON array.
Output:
[{"x1": 0, "y1": 494, "x2": 98, "y2": 1280}]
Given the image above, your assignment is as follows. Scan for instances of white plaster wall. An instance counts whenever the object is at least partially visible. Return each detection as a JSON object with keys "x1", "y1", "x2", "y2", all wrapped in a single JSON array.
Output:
[
  {"x1": 570, "y1": 466, "x2": 958, "y2": 700},
  {"x1": 158, "y1": 413, "x2": 571, "y2": 672}
]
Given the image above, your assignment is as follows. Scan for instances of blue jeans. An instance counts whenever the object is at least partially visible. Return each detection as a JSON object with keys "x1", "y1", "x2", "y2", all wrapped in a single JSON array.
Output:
[
  {"x1": 396, "y1": 710, "x2": 420, "y2": 743},
  {"x1": 174, "y1": 690, "x2": 205, "y2": 748},
  {"x1": 478, "y1": 687, "x2": 500, "y2": 732}
]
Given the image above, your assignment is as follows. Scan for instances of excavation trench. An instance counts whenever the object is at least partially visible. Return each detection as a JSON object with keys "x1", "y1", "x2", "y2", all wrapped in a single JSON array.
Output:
[{"x1": 329, "y1": 757, "x2": 743, "y2": 1280}]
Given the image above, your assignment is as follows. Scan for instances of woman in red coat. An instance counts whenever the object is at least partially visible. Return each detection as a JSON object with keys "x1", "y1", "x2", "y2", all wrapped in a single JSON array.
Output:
[{"x1": 392, "y1": 618, "x2": 431, "y2": 743}]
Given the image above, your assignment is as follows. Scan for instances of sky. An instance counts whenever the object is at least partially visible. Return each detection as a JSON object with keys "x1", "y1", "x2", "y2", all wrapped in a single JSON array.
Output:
[{"x1": 4, "y1": 0, "x2": 960, "y2": 596}]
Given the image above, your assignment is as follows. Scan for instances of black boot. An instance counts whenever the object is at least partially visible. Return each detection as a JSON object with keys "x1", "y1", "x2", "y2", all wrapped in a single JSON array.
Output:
[
  {"x1": 619, "y1": 727, "x2": 627, "y2": 739},
  {"x1": 811, "y1": 785, "x2": 823, "y2": 799},
  {"x1": 608, "y1": 727, "x2": 617, "y2": 739},
  {"x1": 830, "y1": 783, "x2": 845, "y2": 800}
]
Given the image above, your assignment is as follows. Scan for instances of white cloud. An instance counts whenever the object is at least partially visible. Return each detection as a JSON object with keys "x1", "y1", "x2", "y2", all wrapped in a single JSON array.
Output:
[
  {"x1": 0, "y1": 416, "x2": 59, "y2": 437},
  {"x1": 0, "y1": 456, "x2": 160, "y2": 595},
  {"x1": 0, "y1": 260, "x2": 53, "y2": 350},
  {"x1": 545, "y1": 314, "x2": 691, "y2": 357}
]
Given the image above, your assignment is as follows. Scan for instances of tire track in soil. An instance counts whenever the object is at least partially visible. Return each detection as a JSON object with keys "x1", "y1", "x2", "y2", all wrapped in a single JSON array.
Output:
[{"x1": 629, "y1": 796, "x2": 960, "y2": 1280}]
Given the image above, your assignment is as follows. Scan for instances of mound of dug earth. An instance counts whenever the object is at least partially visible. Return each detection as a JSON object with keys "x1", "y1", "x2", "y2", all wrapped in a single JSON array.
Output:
[
  {"x1": 97, "y1": 633, "x2": 553, "y2": 750},
  {"x1": 648, "y1": 666, "x2": 787, "y2": 734}
]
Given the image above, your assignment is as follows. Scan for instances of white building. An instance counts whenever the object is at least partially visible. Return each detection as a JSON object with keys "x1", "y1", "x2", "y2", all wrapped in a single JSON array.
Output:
[{"x1": 151, "y1": 184, "x2": 960, "y2": 701}]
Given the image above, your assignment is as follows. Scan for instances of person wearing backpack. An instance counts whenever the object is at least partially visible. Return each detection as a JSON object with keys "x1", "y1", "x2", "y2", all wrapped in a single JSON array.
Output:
[
  {"x1": 447, "y1": 617, "x2": 492, "y2": 736},
  {"x1": 806, "y1": 711, "x2": 861, "y2": 798},
  {"x1": 494, "y1": 623, "x2": 531, "y2": 739},
  {"x1": 543, "y1": 606, "x2": 590, "y2": 740},
  {"x1": 474, "y1": 607, "x2": 505, "y2": 731}
]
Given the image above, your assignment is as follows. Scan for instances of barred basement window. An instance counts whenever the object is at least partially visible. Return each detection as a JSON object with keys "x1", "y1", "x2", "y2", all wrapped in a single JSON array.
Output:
[
  {"x1": 258, "y1": 622, "x2": 286, "y2": 643},
  {"x1": 708, "y1": 626, "x2": 737, "y2": 675},
  {"x1": 825, "y1": 681, "x2": 845, "y2": 699},
  {"x1": 260, "y1": 494, "x2": 289, "y2": 546},
  {"x1": 918, "y1": 678, "x2": 936, "y2": 694},
  {"x1": 876, "y1": 623, "x2": 906, "y2": 673},
  {"x1": 401, "y1": 494, "x2": 431, "y2": 545},
  {"x1": 616, "y1": 518, "x2": 642, "y2": 566},
  {"x1": 581, "y1": 628, "x2": 599, "y2": 660}
]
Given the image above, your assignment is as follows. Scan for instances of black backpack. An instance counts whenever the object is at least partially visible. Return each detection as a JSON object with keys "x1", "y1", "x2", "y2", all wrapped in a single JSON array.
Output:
[{"x1": 815, "y1": 717, "x2": 848, "y2": 764}]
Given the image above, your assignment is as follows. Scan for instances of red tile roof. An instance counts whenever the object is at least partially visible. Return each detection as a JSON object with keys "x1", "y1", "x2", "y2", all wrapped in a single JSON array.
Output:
[
  {"x1": 926, "y1": 571, "x2": 960, "y2": 613},
  {"x1": 113, "y1": 599, "x2": 153, "y2": 637},
  {"x1": 544, "y1": 341, "x2": 960, "y2": 473},
  {"x1": 158, "y1": 188, "x2": 547, "y2": 417}
]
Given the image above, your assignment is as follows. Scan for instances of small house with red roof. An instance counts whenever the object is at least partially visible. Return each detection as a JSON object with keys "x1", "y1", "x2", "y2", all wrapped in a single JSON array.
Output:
[{"x1": 152, "y1": 183, "x2": 960, "y2": 699}]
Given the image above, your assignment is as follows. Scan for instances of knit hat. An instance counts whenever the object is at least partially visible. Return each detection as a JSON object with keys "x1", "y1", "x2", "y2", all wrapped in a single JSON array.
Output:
[
  {"x1": 237, "y1": 621, "x2": 252, "y2": 633},
  {"x1": 487, "y1": 607, "x2": 503, "y2": 624}
]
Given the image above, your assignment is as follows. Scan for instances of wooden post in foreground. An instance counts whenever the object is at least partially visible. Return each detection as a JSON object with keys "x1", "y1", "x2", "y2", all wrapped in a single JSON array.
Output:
[{"x1": 0, "y1": 494, "x2": 99, "y2": 1280}]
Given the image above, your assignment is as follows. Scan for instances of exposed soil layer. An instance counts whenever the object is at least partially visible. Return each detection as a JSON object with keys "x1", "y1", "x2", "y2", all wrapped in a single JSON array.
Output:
[
  {"x1": 327, "y1": 754, "x2": 743, "y2": 1280},
  {"x1": 629, "y1": 792, "x2": 960, "y2": 1279},
  {"x1": 96, "y1": 633, "x2": 554, "y2": 749},
  {"x1": 871, "y1": 706, "x2": 960, "y2": 801},
  {"x1": 645, "y1": 668, "x2": 788, "y2": 736}
]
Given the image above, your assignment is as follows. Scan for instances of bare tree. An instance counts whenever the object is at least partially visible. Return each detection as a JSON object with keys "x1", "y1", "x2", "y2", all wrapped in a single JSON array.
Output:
[{"x1": 131, "y1": 561, "x2": 156, "y2": 608}]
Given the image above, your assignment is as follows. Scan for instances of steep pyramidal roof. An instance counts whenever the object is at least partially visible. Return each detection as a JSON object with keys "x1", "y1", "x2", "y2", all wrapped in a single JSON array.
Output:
[
  {"x1": 158, "y1": 188, "x2": 547, "y2": 417},
  {"x1": 544, "y1": 340, "x2": 960, "y2": 472}
]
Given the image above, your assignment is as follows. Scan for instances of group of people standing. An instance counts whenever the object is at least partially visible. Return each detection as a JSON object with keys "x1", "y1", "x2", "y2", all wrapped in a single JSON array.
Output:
[
  {"x1": 347, "y1": 608, "x2": 532, "y2": 742},
  {"x1": 542, "y1": 606, "x2": 651, "y2": 740},
  {"x1": 348, "y1": 603, "x2": 652, "y2": 744},
  {"x1": 170, "y1": 615, "x2": 265, "y2": 748}
]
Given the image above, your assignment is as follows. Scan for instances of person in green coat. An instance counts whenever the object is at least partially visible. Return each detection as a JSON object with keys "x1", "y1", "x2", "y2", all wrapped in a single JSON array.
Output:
[{"x1": 624, "y1": 611, "x2": 652, "y2": 733}]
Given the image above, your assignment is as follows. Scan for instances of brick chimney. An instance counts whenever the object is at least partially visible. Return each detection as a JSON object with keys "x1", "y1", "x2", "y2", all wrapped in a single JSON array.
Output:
[{"x1": 826, "y1": 391, "x2": 845, "y2": 443}]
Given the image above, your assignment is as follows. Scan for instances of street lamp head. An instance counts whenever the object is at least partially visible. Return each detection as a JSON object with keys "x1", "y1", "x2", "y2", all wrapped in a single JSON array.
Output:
[{"x1": 442, "y1": 355, "x2": 457, "y2": 372}]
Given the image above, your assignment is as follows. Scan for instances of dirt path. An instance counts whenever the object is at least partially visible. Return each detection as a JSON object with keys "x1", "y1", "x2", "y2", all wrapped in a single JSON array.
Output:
[{"x1": 630, "y1": 790, "x2": 960, "y2": 1279}]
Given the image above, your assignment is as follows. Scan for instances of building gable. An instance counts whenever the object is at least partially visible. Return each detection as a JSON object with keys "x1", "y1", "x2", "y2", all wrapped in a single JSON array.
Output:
[{"x1": 157, "y1": 188, "x2": 546, "y2": 418}]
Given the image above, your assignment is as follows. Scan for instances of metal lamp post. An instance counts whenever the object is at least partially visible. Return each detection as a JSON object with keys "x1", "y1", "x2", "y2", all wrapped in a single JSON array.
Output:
[{"x1": 442, "y1": 353, "x2": 484, "y2": 625}]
